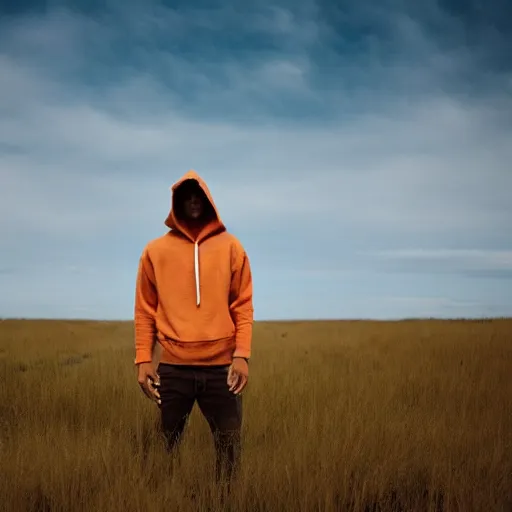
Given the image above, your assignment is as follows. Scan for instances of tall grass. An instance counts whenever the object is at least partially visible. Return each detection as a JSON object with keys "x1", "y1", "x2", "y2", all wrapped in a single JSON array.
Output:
[{"x1": 1, "y1": 318, "x2": 511, "y2": 511}]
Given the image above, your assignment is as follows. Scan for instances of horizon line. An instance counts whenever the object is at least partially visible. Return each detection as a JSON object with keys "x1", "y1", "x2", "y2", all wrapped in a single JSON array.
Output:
[{"x1": 1, "y1": 316, "x2": 510, "y2": 323}]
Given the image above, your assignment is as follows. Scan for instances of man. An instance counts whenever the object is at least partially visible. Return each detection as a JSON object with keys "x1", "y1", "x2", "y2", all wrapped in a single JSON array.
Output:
[{"x1": 134, "y1": 170, "x2": 254, "y2": 483}]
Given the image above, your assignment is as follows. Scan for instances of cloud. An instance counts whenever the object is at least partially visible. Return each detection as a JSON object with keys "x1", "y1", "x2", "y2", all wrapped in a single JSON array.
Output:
[
  {"x1": 349, "y1": 295, "x2": 510, "y2": 319},
  {"x1": 2, "y1": 61, "x2": 510, "y2": 239},
  {"x1": 372, "y1": 249, "x2": 512, "y2": 267},
  {"x1": 0, "y1": 1, "x2": 511, "y2": 319},
  {"x1": 363, "y1": 249, "x2": 512, "y2": 279}
]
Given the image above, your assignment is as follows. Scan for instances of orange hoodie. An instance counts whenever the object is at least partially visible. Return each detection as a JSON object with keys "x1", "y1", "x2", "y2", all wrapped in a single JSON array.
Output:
[{"x1": 134, "y1": 170, "x2": 254, "y2": 366}]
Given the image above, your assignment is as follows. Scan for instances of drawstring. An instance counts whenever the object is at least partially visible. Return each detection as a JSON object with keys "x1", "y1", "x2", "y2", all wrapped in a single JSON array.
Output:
[{"x1": 194, "y1": 242, "x2": 200, "y2": 306}]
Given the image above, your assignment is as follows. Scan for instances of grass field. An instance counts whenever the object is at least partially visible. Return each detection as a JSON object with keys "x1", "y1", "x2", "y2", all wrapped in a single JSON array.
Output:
[{"x1": 0, "y1": 318, "x2": 511, "y2": 512}]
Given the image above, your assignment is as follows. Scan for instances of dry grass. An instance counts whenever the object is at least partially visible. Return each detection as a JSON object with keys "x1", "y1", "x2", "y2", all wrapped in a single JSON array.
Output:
[{"x1": 0, "y1": 318, "x2": 511, "y2": 511}]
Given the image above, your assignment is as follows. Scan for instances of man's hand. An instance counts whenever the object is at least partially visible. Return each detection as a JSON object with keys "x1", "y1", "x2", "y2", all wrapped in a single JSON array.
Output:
[
  {"x1": 227, "y1": 357, "x2": 249, "y2": 395},
  {"x1": 137, "y1": 362, "x2": 161, "y2": 405}
]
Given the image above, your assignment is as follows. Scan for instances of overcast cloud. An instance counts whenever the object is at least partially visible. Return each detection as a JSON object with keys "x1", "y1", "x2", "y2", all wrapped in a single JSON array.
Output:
[{"x1": 1, "y1": 0, "x2": 511, "y2": 320}]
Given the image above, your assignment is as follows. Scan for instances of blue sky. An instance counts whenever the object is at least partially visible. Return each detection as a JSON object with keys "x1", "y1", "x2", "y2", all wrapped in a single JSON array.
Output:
[{"x1": 1, "y1": 0, "x2": 511, "y2": 320}]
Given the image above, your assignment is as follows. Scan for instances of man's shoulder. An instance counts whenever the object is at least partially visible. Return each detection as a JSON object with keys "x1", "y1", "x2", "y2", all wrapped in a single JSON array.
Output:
[
  {"x1": 218, "y1": 231, "x2": 245, "y2": 251},
  {"x1": 142, "y1": 232, "x2": 173, "y2": 254},
  {"x1": 217, "y1": 232, "x2": 250, "y2": 265},
  {"x1": 142, "y1": 230, "x2": 245, "y2": 254}
]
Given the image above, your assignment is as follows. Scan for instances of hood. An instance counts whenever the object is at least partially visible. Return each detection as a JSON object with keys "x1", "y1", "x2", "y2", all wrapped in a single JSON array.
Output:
[{"x1": 164, "y1": 170, "x2": 226, "y2": 243}]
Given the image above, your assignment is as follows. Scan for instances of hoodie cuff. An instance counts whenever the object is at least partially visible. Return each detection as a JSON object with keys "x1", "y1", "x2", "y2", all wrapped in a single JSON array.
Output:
[
  {"x1": 233, "y1": 349, "x2": 251, "y2": 360},
  {"x1": 134, "y1": 350, "x2": 153, "y2": 365}
]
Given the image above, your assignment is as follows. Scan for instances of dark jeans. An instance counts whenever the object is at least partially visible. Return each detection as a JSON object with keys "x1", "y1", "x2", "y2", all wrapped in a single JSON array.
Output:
[{"x1": 157, "y1": 363, "x2": 242, "y2": 482}]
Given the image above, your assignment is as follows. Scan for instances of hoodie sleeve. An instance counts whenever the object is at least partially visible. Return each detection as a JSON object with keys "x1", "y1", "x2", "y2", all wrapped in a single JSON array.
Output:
[
  {"x1": 134, "y1": 247, "x2": 158, "y2": 365},
  {"x1": 229, "y1": 242, "x2": 254, "y2": 360}
]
